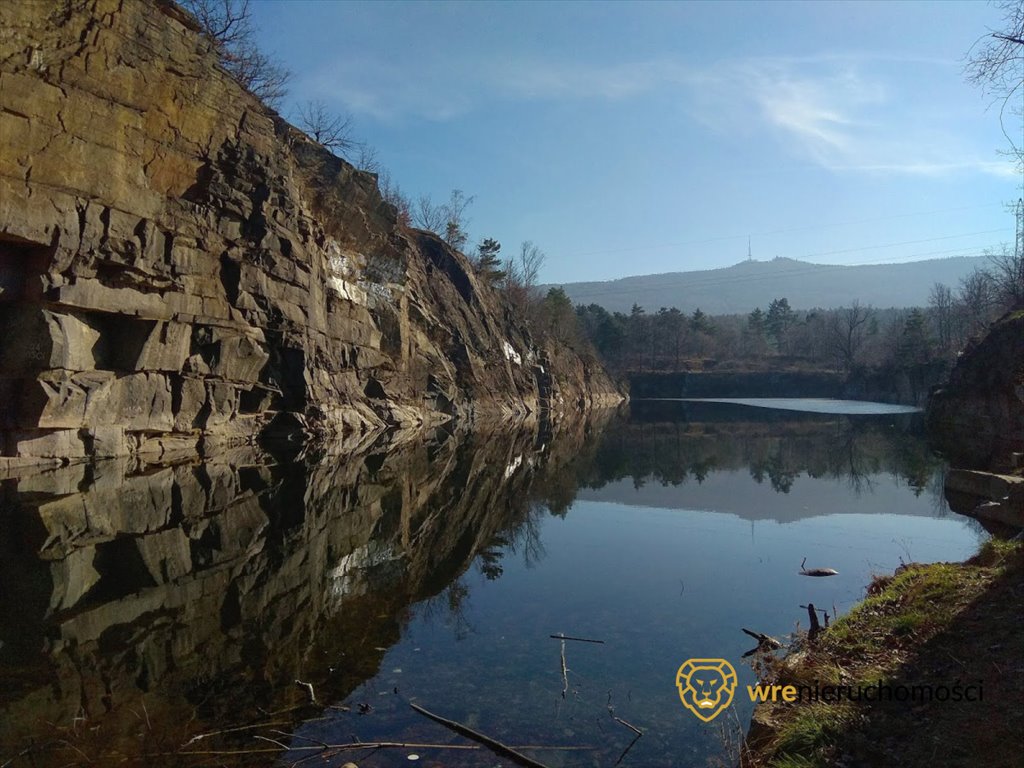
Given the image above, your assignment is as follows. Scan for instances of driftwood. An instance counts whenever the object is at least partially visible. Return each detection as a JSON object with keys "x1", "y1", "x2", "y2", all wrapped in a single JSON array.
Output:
[
  {"x1": 741, "y1": 627, "x2": 782, "y2": 649},
  {"x1": 799, "y1": 557, "x2": 838, "y2": 577},
  {"x1": 740, "y1": 627, "x2": 783, "y2": 657},
  {"x1": 409, "y1": 702, "x2": 553, "y2": 768}
]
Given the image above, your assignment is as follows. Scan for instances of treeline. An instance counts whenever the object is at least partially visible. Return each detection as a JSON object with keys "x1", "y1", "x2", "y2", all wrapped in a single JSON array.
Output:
[
  {"x1": 573, "y1": 244, "x2": 1023, "y2": 375},
  {"x1": 184, "y1": 0, "x2": 1022, "y2": 367}
]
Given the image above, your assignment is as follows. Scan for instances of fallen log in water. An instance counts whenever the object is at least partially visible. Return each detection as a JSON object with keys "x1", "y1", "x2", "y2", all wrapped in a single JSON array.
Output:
[{"x1": 409, "y1": 702, "x2": 553, "y2": 768}]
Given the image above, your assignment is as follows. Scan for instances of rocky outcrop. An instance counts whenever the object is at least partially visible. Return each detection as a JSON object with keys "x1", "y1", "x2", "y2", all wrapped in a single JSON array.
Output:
[
  {"x1": 944, "y1": 469, "x2": 1024, "y2": 528},
  {"x1": 0, "y1": 0, "x2": 620, "y2": 472},
  {"x1": 926, "y1": 312, "x2": 1024, "y2": 472}
]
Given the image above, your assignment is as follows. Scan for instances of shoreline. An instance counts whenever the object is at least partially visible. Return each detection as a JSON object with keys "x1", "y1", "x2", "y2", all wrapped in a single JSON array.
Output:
[{"x1": 740, "y1": 538, "x2": 1024, "y2": 768}]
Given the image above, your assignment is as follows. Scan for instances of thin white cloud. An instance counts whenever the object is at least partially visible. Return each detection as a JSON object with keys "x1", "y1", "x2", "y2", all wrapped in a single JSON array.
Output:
[
  {"x1": 692, "y1": 56, "x2": 1016, "y2": 178},
  {"x1": 297, "y1": 48, "x2": 1016, "y2": 178}
]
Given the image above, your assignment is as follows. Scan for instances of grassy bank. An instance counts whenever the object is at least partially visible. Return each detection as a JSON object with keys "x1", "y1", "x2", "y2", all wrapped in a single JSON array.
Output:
[{"x1": 743, "y1": 538, "x2": 1024, "y2": 768}]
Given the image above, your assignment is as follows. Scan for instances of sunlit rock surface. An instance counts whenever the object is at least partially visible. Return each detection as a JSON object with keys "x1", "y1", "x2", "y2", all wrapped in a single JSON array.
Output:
[{"x1": 0, "y1": 0, "x2": 620, "y2": 472}]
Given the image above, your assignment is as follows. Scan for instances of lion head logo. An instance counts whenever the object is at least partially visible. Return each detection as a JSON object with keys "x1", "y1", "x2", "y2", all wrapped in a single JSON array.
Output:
[{"x1": 676, "y1": 658, "x2": 738, "y2": 722}]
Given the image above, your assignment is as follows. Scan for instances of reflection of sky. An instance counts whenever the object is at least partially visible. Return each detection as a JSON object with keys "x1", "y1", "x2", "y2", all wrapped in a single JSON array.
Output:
[
  {"x1": 577, "y1": 470, "x2": 943, "y2": 523},
  {"x1": 300, "y1": 484, "x2": 982, "y2": 767},
  {"x1": 676, "y1": 397, "x2": 922, "y2": 414},
  {"x1": 291, "y1": 400, "x2": 979, "y2": 766}
]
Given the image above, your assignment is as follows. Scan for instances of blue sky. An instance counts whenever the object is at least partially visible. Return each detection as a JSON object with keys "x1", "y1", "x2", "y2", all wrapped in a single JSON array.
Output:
[{"x1": 251, "y1": 0, "x2": 1023, "y2": 283}]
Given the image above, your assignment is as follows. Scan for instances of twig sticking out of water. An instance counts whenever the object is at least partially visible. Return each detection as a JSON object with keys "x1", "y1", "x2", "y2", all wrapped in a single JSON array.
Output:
[
  {"x1": 611, "y1": 715, "x2": 644, "y2": 736},
  {"x1": 560, "y1": 639, "x2": 569, "y2": 699},
  {"x1": 295, "y1": 680, "x2": 317, "y2": 705},
  {"x1": 802, "y1": 603, "x2": 824, "y2": 640},
  {"x1": 612, "y1": 733, "x2": 642, "y2": 767},
  {"x1": 409, "y1": 702, "x2": 553, "y2": 768},
  {"x1": 176, "y1": 742, "x2": 481, "y2": 757},
  {"x1": 182, "y1": 721, "x2": 291, "y2": 747},
  {"x1": 174, "y1": 741, "x2": 592, "y2": 759}
]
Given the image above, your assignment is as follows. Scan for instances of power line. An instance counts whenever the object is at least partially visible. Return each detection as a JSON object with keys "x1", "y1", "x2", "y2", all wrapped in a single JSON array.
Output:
[
  {"x1": 562, "y1": 203, "x2": 1008, "y2": 259},
  {"x1": 792, "y1": 228, "x2": 1007, "y2": 260},
  {"x1": 563, "y1": 243, "x2": 1002, "y2": 302}
]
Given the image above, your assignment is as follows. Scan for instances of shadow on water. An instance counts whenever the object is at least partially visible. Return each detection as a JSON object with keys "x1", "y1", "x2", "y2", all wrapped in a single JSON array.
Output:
[{"x1": 0, "y1": 402, "x2": 976, "y2": 766}]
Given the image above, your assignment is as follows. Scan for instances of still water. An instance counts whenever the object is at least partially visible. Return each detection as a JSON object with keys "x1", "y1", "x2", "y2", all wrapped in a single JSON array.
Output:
[{"x1": 0, "y1": 400, "x2": 984, "y2": 767}]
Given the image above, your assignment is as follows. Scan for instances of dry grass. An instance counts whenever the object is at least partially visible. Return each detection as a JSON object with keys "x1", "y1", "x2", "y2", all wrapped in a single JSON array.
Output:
[{"x1": 743, "y1": 539, "x2": 1024, "y2": 768}]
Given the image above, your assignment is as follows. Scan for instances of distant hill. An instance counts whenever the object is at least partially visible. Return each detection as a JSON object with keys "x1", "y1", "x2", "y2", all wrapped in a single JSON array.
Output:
[{"x1": 553, "y1": 256, "x2": 986, "y2": 314}]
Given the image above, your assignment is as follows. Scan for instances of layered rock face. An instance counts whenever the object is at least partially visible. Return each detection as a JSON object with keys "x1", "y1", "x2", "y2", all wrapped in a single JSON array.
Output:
[
  {"x1": 0, "y1": 0, "x2": 619, "y2": 471},
  {"x1": 926, "y1": 312, "x2": 1024, "y2": 472}
]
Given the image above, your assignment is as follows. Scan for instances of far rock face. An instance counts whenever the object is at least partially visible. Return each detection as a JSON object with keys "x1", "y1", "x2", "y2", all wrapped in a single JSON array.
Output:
[
  {"x1": 926, "y1": 312, "x2": 1024, "y2": 472},
  {"x1": 0, "y1": 1, "x2": 620, "y2": 470}
]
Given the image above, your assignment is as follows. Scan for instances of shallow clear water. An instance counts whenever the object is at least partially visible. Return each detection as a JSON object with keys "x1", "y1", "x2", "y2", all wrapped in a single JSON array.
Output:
[
  {"x1": 286, "y1": 401, "x2": 981, "y2": 767},
  {"x1": 0, "y1": 399, "x2": 985, "y2": 767}
]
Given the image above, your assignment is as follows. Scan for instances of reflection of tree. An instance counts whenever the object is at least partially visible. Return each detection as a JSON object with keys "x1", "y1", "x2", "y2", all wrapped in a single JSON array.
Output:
[
  {"x1": 421, "y1": 577, "x2": 474, "y2": 640},
  {"x1": 577, "y1": 410, "x2": 944, "y2": 499},
  {"x1": 477, "y1": 538, "x2": 507, "y2": 580},
  {"x1": 766, "y1": 454, "x2": 796, "y2": 494}
]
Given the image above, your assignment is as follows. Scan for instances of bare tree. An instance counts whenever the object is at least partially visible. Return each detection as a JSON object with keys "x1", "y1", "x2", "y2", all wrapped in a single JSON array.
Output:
[
  {"x1": 827, "y1": 301, "x2": 873, "y2": 371},
  {"x1": 378, "y1": 170, "x2": 412, "y2": 226},
  {"x1": 928, "y1": 282, "x2": 956, "y2": 353},
  {"x1": 183, "y1": 0, "x2": 252, "y2": 47},
  {"x1": 513, "y1": 240, "x2": 545, "y2": 291},
  {"x1": 503, "y1": 240, "x2": 546, "y2": 316},
  {"x1": 413, "y1": 195, "x2": 446, "y2": 232},
  {"x1": 985, "y1": 240, "x2": 1024, "y2": 310},
  {"x1": 965, "y1": 0, "x2": 1024, "y2": 171},
  {"x1": 957, "y1": 269, "x2": 997, "y2": 333},
  {"x1": 296, "y1": 100, "x2": 356, "y2": 154},
  {"x1": 411, "y1": 189, "x2": 475, "y2": 250},
  {"x1": 182, "y1": 0, "x2": 291, "y2": 107},
  {"x1": 353, "y1": 143, "x2": 382, "y2": 174},
  {"x1": 442, "y1": 189, "x2": 474, "y2": 252}
]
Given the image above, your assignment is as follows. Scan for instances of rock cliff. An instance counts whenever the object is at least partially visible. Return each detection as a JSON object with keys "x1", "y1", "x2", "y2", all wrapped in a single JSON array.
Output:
[
  {"x1": 0, "y1": 0, "x2": 620, "y2": 472},
  {"x1": 926, "y1": 311, "x2": 1024, "y2": 472}
]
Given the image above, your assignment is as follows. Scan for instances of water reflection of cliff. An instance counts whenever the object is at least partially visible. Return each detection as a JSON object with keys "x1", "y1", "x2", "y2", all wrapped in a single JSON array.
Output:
[
  {"x1": 0, "y1": 414, "x2": 611, "y2": 765},
  {"x1": 0, "y1": 402, "x2": 948, "y2": 763},
  {"x1": 575, "y1": 401, "x2": 947, "y2": 522}
]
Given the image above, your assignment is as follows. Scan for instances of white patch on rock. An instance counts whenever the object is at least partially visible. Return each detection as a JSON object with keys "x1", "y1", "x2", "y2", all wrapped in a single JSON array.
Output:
[
  {"x1": 325, "y1": 239, "x2": 394, "y2": 306},
  {"x1": 502, "y1": 341, "x2": 521, "y2": 366}
]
